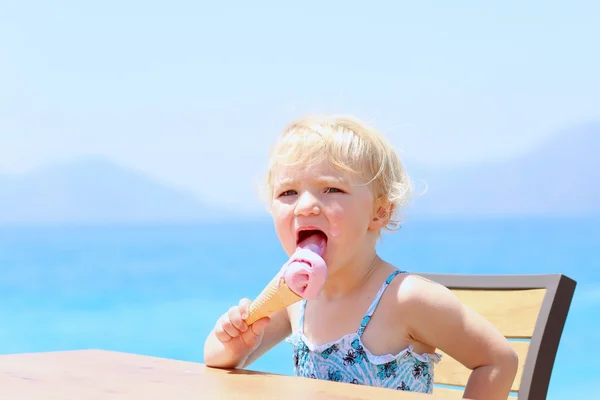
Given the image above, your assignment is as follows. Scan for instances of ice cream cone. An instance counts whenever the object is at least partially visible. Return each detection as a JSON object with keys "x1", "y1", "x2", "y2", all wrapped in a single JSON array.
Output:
[{"x1": 245, "y1": 271, "x2": 302, "y2": 325}]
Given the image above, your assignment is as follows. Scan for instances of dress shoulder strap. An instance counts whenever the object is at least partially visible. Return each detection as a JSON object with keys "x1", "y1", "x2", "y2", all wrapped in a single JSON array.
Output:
[
  {"x1": 356, "y1": 269, "x2": 404, "y2": 337},
  {"x1": 298, "y1": 299, "x2": 308, "y2": 334}
]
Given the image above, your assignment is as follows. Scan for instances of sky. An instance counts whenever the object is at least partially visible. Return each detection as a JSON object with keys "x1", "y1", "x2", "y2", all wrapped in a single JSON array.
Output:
[
  {"x1": 1, "y1": 1, "x2": 599, "y2": 211},
  {"x1": 1, "y1": 4, "x2": 599, "y2": 397}
]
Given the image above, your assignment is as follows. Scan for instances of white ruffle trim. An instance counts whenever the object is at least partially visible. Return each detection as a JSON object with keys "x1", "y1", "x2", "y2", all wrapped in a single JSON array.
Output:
[{"x1": 286, "y1": 331, "x2": 442, "y2": 365}]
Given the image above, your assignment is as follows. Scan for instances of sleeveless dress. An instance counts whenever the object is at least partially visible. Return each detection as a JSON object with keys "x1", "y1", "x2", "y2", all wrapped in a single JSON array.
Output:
[{"x1": 285, "y1": 270, "x2": 442, "y2": 393}]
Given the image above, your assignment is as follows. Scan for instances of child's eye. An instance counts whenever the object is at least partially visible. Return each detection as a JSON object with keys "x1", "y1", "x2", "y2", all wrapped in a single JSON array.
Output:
[
  {"x1": 278, "y1": 190, "x2": 297, "y2": 197},
  {"x1": 324, "y1": 187, "x2": 343, "y2": 194}
]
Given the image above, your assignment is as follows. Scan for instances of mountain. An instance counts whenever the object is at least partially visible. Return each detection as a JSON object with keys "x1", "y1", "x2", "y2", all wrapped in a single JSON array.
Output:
[
  {"x1": 0, "y1": 157, "x2": 224, "y2": 223},
  {"x1": 406, "y1": 122, "x2": 600, "y2": 216},
  {"x1": 0, "y1": 122, "x2": 597, "y2": 223}
]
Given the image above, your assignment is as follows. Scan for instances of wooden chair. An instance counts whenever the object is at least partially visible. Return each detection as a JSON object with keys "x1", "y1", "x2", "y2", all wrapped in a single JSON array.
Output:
[{"x1": 417, "y1": 273, "x2": 576, "y2": 400}]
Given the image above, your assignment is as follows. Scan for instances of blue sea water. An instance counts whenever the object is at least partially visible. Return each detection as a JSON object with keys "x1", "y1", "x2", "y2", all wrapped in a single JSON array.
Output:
[{"x1": 0, "y1": 217, "x2": 598, "y2": 399}]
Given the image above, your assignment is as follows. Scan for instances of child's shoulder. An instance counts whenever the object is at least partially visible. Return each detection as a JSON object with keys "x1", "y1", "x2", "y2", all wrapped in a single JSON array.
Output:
[
  {"x1": 387, "y1": 269, "x2": 460, "y2": 317},
  {"x1": 385, "y1": 267, "x2": 519, "y2": 383},
  {"x1": 386, "y1": 269, "x2": 492, "y2": 348}
]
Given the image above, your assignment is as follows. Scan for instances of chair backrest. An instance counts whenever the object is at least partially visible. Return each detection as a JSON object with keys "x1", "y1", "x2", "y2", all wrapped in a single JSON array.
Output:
[{"x1": 417, "y1": 273, "x2": 576, "y2": 400}]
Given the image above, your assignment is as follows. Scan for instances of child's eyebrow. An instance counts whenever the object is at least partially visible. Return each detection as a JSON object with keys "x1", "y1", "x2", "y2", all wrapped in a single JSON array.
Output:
[
  {"x1": 273, "y1": 178, "x2": 295, "y2": 188},
  {"x1": 275, "y1": 176, "x2": 350, "y2": 187},
  {"x1": 316, "y1": 176, "x2": 350, "y2": 186}
]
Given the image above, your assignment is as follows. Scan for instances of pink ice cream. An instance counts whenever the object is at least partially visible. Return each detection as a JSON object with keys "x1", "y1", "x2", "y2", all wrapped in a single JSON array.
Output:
[{"x1": 282, "y1": 233, "x2": 328, "y2": 300}]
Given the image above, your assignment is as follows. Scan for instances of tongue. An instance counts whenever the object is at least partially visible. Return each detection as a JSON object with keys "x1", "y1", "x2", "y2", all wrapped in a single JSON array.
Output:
[
  {"x1": 285, "y1": 233, "x2": 328, "y2": 299},
  {"x1": 297, "y1": 233, "x2": 327, "y2": 257}
]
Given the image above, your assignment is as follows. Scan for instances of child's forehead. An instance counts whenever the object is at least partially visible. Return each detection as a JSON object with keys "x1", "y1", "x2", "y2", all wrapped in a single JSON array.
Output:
[{"x1": 272, "y1": 161, "x2": 363, "y2": 185}]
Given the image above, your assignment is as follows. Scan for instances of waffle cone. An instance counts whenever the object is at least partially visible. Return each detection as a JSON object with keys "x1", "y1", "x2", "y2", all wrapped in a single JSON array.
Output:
[{"x1": 245, "y1": 272, "x2": 302, "y2": 325}]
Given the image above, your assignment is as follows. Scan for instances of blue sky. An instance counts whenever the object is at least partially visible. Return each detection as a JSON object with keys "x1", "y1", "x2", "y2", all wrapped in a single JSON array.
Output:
[
  {"x1": 1, "y1": 4, "x2": 598, "y2": 397},
  {"x1": 1, "y1": 1, "x2": 598, "y2": 211}
]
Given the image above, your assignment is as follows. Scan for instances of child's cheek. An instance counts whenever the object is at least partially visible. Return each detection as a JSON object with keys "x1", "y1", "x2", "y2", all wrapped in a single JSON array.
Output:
[
  {"x1": 274, "y1": 226, "x2": 295, "y2": 257},
  {"x1": 271, "y1": 210, "x2": 293, "y2": 254},
  {"x1": 327, "y1": 209, "x2": 344, "y2": 238}
]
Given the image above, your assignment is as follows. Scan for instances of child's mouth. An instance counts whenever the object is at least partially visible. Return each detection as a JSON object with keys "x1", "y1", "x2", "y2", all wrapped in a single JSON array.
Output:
[{"x1": 296, "y1": 229, "x2": 328, "y2": 257}]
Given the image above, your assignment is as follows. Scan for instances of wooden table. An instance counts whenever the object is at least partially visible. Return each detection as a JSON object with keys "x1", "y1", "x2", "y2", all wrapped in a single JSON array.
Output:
[{"x1": 0, "y1": 350, "x2": 456, "y2": 399}]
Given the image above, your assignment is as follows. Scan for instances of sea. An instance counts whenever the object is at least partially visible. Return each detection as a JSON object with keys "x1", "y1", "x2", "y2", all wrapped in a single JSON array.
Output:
[{"x1": 0, "y1": 216, "x2": 598, "y2": 399}]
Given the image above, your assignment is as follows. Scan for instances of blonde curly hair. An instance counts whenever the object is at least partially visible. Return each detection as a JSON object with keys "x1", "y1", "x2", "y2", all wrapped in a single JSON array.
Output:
[{"x1": 260, "y1": 114, "x2": 413, "y2": 232}]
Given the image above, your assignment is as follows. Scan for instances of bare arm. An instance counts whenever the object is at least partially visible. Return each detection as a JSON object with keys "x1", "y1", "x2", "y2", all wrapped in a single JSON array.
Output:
[
  {"x1": 400, "y1": 275, "x2": 518, "y2": 400},
  {"x1": 242, "y1": 307, "x2": 292, "y2": 368},
  {"x1": 203, "y1": 299, "x2": 292, "y2": 369}
]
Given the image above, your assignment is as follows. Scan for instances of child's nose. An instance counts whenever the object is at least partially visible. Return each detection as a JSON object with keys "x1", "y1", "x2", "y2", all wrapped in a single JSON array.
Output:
[{"x1": 294, "y1": 192, "x2": 321, "y2": 216}]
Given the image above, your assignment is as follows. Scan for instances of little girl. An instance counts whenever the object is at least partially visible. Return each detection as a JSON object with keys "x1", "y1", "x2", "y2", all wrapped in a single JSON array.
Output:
[{"x1": 203, "y1": 115, "x2": 518, "y2": 399}]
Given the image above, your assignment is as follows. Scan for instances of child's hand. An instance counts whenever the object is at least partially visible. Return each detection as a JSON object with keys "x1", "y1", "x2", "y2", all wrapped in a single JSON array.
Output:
[{"x1": 214, "y1": 298, "x2": 271, "y2": 357}]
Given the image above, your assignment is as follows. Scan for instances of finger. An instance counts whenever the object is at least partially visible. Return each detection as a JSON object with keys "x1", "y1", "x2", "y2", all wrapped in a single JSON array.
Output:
[
  {"x1": 238, "y1": 298, "x2": 252, "y2": 319},
  {"x1": 221, "y1": 312, "x2": 241, "y2": 338},
  {"x1": 214, "y1": 324, "x2": 232, "y2": 342},
  {"x1": 241, "y1": 316, "x2": 270, "y2": 348},
  {"x1": 250, "y1": 316, "x2": 271, "y2": 336},
  {"x1": 229, "y1": 304, "x2": 248, "y2": 333}
]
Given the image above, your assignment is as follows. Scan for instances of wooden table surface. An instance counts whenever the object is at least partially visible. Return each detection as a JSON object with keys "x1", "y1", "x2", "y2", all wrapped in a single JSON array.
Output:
[{"x1": 0, "y1": 350, "x2": 457, "y2": 399}]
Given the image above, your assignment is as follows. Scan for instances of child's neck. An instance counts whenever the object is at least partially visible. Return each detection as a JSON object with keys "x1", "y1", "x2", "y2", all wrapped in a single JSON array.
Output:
[{"x1": 320, "y1": 251, "x2": 383, "y2": 300}]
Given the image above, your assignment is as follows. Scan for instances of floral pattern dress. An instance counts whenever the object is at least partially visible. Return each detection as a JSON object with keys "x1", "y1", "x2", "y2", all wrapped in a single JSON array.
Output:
[{"x1": 286, "y1": 270, "x2": 442, "y2": 393}]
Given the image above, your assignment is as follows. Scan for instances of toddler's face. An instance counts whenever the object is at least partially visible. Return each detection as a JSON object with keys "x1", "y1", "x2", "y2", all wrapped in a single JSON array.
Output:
[{"x1": 269, "y1": 159, "x2": 380, "y2": 271}]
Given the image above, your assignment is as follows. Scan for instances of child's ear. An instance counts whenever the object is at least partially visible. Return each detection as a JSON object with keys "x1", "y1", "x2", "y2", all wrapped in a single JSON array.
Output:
[{"x1": 369, "y1": 197, "x2": 394, "y2": 230}]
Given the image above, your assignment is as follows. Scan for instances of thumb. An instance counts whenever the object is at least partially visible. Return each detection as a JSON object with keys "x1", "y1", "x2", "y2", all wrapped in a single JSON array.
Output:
[
  {"x1": 241, "y1": 317, "x2": 270, "y2": 347},
  {"x1": 250, "y1": 316, "x2": 271, "y2": 336}
]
